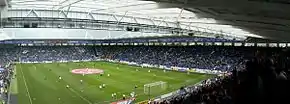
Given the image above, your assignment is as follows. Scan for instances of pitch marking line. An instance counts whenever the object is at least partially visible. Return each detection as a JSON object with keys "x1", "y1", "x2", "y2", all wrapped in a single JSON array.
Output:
[
  {"x1": 68, "y1": 87, "x2": 93, "y2": 104},
  {"x1": 19, "y1": 65, "x2": 33, "y2": 104}
]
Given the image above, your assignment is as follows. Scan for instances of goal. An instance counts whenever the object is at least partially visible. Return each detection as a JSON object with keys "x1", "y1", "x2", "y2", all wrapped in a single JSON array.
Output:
[{"x1": 144, "y1": 81, "x2": 167, "y2": 95}]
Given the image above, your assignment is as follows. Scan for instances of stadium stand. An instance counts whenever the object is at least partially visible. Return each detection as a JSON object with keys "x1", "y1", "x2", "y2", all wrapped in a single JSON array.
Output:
[
  {"x1": 96, "y1": 46, "x2": 254, "y2": 71},
  {"x1": 0, "y1": 54, "x2": 13, "y2": 104},
  {"x1": 150, "y1": 49, "x2": 289, "y2": 104},
  {"x1": 0, "y1": 47, "x2": 15, "y2": 103},
  {"x1": 0, "y1": 46, "x2": 289, "y2": 104},
  {"x1": 96, "y1": 46, "x2": 289, "y2": 104},
  {"x1": 18, "y1": 46, "x2": 96, "y2": 62}
]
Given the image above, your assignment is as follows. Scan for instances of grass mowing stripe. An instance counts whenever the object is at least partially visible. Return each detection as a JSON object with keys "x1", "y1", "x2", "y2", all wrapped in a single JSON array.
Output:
[
  {"x1": 19, "y1": 65, "x2": 33, "y2": 104},
  {"x1": 68, "y1": 87, "x2": 93, "y2": 104},
  {"x1": 40, "y1": 64, "x2": 92, "y2": 104},
  {"x1": 47, "y1": 64, "x2": 93, "y2": 104},
  {"x1": 16, "y1": 62, "x2": 213, "y2": 103}
]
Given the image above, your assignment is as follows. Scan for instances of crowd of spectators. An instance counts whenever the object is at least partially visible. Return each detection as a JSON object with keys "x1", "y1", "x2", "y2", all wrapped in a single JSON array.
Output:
[
  {"x1": 0, "y1": 63, "x2": 13, "y2": 104},
  {"x1": 157, "y1": 75, "x2": 233, "y2": 104},
  {"x1": 96, "y1": 46, "x2": 256, "y2": 71},
  {"x1": 0, "y1": 48, "x2": 15, "y2": 104},
  {"x1": 0, "y1": 46, "x2": 96, "y2": 63},
  {"x1": 19, "y1": 46, "x2": 96, "y2": 62},
  {"x1": 152, "y1": 49, "x2": 289, "y2": 104},
  {"x1": 0, "y1": 45, "x2": 288, "y2": 104},
  {"x1": 0, "y1": 48, "x2": 17, "y2": 65},
  {"x1": 96, "y1": 46, "x2": 289, "y2": 104}
]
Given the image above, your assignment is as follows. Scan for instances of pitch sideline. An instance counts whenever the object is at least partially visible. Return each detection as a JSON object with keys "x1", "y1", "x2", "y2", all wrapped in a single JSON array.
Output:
[
  {"x1": 67, "y1": 87, "x2": 93, "y2": 104},
  {"x1": 19, "y1": 65, "x2": 33, "y2": 104}
]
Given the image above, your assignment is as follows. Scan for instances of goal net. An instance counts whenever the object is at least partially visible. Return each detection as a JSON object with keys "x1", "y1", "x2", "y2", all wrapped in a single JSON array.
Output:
[{"x1": 144, "y1": 81, "x2": 167, "y2": 95}]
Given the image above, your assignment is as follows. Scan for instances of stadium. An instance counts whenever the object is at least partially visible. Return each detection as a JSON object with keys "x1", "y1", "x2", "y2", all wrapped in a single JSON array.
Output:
[{"x1": 0, "y1": 0, "x2": 289, "y2": 104}]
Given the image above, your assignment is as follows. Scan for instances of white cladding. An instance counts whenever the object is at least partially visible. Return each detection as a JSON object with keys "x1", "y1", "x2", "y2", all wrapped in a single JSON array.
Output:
[{"x1": 2, "y1": 28, "x2": 172, "y2": 39}]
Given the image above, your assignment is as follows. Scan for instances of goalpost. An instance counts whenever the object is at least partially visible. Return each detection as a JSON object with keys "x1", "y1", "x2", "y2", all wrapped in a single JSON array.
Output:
[{"x1": 144, "y1": 81, "x2": 167, "y2": 97}]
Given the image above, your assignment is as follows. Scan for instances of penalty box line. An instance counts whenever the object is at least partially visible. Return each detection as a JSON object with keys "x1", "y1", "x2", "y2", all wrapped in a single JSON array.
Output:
[
  {"x1": 51, "y1": 66, "x2": 93, "y2": 104},
  {"x1": 61, "y1": 79, "x2": 92, "y2": 104},
  {"x1": 19, "y1": 65, "x2": 33, "y2": 104},
  {"x1": 67, "y1": 87, "x2": 93, "y2": 104}
]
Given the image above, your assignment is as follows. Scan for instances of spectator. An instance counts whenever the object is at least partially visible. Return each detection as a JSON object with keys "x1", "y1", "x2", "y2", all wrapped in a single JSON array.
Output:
[
  {"x1": 0, "y1": 45, "x2": 288, "y2": 104},
  {"x1": 19, "y1": 46, "x2": 96, "y2": 62}
]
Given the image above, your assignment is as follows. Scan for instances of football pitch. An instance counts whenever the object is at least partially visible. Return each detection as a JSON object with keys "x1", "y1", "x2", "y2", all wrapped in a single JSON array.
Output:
[{"x1": 13, "y1": 61, "x2": 213, "y2": 104}]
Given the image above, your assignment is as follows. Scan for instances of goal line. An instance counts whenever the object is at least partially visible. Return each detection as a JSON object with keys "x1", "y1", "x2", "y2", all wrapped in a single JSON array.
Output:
[{"x1": 144, "y1": 81, "x2": 167, "y2": 95}]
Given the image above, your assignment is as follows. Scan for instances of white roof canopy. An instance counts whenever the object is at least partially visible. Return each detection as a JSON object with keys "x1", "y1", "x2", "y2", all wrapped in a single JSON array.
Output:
[{"x1": 9, "y1": 0, "x2": 262, "y2": 38}]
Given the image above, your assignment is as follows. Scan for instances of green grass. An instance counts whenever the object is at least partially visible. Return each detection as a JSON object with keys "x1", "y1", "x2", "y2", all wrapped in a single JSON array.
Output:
[{"x1": 16, "y1": 61, "x2": 213, "y2": 104}]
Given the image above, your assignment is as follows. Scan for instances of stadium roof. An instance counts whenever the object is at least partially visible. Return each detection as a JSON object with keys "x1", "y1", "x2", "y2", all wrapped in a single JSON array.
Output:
[
  {"x1": 143, "y1": 0, "x2": 290, "y2": 41},
  {"x1": 4, "y1": 0, "x2": 274, "y2": 39}
]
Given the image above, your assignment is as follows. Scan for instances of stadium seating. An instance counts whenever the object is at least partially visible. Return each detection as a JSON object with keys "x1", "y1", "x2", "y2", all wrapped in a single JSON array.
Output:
[
  {"x1": 0, "y1": 47, "x2": 16, "y2": 102},
  {"x1": 0, "y1": 46, "x2": 289, "y2": 104},
  {"x1": 0, "y1": 48, "x2": 18, "y2": 65},
  {"x1": 96, "y1": 46, "x2": 289, "y2": 104},
  {"x1": 156, "y1": 56, "x2": 289, "y2": 104},
  {"x1": 0, "y1": 46, "x2": 96, "y2": 63},
  {"x1": 96, "y1": 46, "x2": 254, "y2": 71},
  {"x1": 18, "y1": 46, "x2": 96, "y2": 62},
  {"x1": 0, "y1": 46, "x2": 253, "y2": 71}
]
